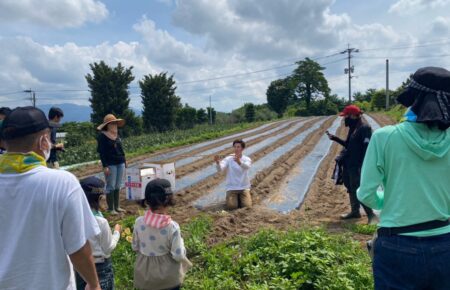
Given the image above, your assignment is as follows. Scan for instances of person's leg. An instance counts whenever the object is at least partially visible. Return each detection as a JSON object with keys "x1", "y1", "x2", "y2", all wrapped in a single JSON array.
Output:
[
  {"x1": 225, "y1": 191, "x2": 239, "y2": 210},
  {"x1": 341, "y1": 167, "x2": 361, "y2": 219},
  {"x1": 373, "y1": 235, "x2": 425, "y2": 290},
  {"x1": 427, "y1": 233, "x2": 450, "y2": 290},
  {"x1": 114, "y1": 163, "x2": 126, "y2": 212},
  {"x1": 97, "y1": 259, "x2": 115, "y2": 290},
  {"x1": 105, "y1": 165, "x2": 117, "y2": 213},
  {"x1": 239, "y1": 189, "x2": 253, "y2": 208},
  {"x1": 352, "y1": 168, "x2": 376, "y2": 223}
]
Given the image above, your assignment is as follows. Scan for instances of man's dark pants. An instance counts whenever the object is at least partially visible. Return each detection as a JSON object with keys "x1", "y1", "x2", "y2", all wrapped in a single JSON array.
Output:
[
  {"x1": 343, "y1": 166, "x2": 374, "y2": 216},
  {"x1": 374, "y1": 232, "x2": 450, "y2": 290}
]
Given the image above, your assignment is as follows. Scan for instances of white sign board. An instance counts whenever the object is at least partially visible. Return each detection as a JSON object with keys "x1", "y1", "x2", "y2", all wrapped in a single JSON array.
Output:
[{"x1": 125, "y1": 163, "x2": 176, "y2": 200}]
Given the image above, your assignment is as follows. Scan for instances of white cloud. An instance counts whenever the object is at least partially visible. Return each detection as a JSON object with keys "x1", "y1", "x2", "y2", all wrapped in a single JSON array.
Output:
[
  {"x1": 0, "y1": 0, "x2": 108, "y2": 28},
  {"x1": 389, "y1": 0, "x2": 450, "y2": 15}
]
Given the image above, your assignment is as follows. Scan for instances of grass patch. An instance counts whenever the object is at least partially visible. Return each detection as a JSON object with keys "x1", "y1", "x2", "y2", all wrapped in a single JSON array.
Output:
[
  {"x1": 344, "y1": 223, "x2": 377, "y2": 236},
  {"x1": 384, "y1": 105, "x2": 406, "y2": 123}
]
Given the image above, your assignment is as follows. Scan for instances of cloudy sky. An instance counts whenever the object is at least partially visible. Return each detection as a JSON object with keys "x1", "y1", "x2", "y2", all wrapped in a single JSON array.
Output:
[{"x1": 1, "y1": 0, "x2": 450, "y2": 112}]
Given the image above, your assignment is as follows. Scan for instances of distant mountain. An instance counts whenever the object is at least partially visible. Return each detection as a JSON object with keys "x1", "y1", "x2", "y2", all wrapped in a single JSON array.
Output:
[{"x1": 38, "y1": 103, "x2": 142, "y2": 123}]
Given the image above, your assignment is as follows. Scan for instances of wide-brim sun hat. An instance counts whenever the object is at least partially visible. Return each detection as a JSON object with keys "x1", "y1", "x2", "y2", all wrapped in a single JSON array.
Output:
[{"x1": 97, "y1": 114, "x2": 126, "y2": 131}]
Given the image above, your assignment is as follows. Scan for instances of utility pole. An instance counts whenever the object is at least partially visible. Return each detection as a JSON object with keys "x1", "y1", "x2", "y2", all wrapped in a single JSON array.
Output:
[
  {"x1": 23, "y1": 89, "x2": 36, "y2": 107},
  {"x1": 209, "y1": 95, "x2": 212, "y2": 125},
  {"x1": 340, "y1": 44, "x2": 359, "y2": 103},
  {"x1": 386, "y1": 59, "x2": 390, "y2": 110}
]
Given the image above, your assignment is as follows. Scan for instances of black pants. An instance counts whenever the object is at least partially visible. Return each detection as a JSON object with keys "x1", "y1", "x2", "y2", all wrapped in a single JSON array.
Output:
[{"x1": 343, "y1": 166, "x2": 374, "y2": 216}]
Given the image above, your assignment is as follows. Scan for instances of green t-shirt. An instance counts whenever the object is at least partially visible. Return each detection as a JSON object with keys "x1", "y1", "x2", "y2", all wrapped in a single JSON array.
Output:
[{"x1": 357, "y1": 122, "x2": 450, "y2": 237}]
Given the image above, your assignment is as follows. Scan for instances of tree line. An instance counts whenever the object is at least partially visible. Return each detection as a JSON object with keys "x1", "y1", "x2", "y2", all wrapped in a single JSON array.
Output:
[{"x1": 86, "y1": 61, "x2": 217, "y2": 137}]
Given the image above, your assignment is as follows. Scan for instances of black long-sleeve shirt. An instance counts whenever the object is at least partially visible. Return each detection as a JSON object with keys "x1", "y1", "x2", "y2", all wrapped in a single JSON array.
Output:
[
  {"x1": 332, "y1": 123, "x2": 372, "y2": 169},
  {"x1": 97, "y1": 133, "x2": 126, "y2": 167}
]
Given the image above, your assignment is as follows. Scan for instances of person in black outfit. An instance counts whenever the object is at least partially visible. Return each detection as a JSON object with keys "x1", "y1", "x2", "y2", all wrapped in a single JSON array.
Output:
[
  {"x1": 0, "y1": 107, "x2": 12, "y2": 154},
  {"x1": 47, "y1": 107, "x2": 65, "y2": 168},
  {"x1": 327, "y1": 105, "x2": 376, "y2": 224},
  {"x1": 97, "y1": 114, "x2": 126, "y2": 215}
]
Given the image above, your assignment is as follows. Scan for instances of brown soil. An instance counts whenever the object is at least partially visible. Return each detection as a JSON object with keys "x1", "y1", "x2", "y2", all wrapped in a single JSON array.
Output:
[
  {"x1": 72, "y1": 120, "x2": 290, "y2": 179},
  {"x1": 175, "y1": 119, "x2": 301, "y2": 178},
  {"x1": 369, "y1": 113, "x2": 396, "y2": 127}
]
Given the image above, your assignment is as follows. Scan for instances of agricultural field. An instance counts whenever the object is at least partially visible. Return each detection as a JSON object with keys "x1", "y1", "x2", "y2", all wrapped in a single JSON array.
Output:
[{"x1": 73, "y1": 114, "x2": 395, "y2": 290}]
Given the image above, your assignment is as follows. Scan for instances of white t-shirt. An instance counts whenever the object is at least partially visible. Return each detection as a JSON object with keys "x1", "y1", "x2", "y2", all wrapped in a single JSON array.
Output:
[
  {"x1": 217, "y1": 155, "x2": 252, "y2": 191},
  {"x1": 0, "y1": 166, "x2": 100, "y2": 290},
  {"x1": 90, "y1": 215, "x2": 120, "y2": 261}
]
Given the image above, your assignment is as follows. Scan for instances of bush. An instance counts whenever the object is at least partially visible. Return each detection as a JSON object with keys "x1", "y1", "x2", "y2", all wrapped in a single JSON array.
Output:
[{"x1": 184, "y1": 228, "x2": 373, "y2": 289}]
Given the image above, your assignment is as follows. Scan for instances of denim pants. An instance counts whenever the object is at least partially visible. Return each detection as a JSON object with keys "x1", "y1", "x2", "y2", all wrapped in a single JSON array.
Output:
[
  {"x1": 105, "y1": 163, "x2": 125, "y2": 193},
  {"x1": 373, "y1": 232, "x2": 450, "y2": 290},
  {"x1": 75, "y1": 258, "x2": 115, "y2": 290}
]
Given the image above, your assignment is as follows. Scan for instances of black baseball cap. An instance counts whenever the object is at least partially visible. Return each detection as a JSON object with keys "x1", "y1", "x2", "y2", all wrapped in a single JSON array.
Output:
[
  {"x1": 80, "y1": 176, "x2": 105, "y2": 196},
  {"x1": 145, "y1": 178, "x2": 173, "y2": 200},
  {"x1": 1, "y1": 107, "x2": 50, "y2": 140}
]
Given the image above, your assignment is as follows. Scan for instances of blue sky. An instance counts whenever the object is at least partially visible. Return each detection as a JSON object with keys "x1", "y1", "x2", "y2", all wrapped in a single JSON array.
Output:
[{"x1": 1, "y1": 0, "x2": 450, "y2": 113}]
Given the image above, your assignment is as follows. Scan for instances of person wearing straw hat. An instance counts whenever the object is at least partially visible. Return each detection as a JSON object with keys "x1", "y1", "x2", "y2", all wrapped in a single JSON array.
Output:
[{"x1": 97, "y1": 114, "x2": 126, "y2": 215}]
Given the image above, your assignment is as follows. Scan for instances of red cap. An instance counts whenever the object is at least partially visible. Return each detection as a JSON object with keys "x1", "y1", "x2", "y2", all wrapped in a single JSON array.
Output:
[{"x1": 339, "y1": 105, "x2": 362, "y2": 116}]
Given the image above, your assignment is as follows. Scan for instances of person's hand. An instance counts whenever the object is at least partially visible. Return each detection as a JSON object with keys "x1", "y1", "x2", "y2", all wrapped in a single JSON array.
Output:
[
  {"x1": 103, "y1": 167, "x2": 110, "y2": 177},
  {"x1": 114, "y1": 224, "x2": 122, "y2": 233},
  {"x1": 214, "y1": 155, "x2": 221, "y2": 164},
  {"x1": 55, "y1": 143, "x2": 65, "y2": 150},
  {"x1": 326, "y1": 131, "x2": 335, "y2": 140},
  {"x1": 234, "y1": 156, "x2": 241, "y2": 165},
  {"x1": 85, "y1": 284, "x2": 101, "y2": 290}
]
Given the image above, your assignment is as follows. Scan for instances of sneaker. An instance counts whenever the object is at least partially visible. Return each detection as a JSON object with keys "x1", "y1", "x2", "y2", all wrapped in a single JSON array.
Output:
[
  {"x1": 116, "y1": 208, "x2": 126, "y2": 213},
  {"x1": 340, "y1": 212, "x2": 362, "y2": 219},
  {"x1": 108, "y1": 210, "x2": 118, "y2": 215}
]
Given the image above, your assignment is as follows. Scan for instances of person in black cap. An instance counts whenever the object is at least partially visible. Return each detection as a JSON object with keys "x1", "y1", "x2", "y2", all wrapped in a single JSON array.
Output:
[
  {"x1": 358, "y1": 67, "x2": 450, "y2": 289},
  {"x1": 0, "y1": 107, "x2": 101, "y2": 290},
  {"x1": 47, "y1": 107, "x2": 65, "y2": 169},
  {"x1": 132, "y1": 179, "x2": 191, "y2": 290},
  {"x1": 0, "y1": 107, "x2": 12, "y2": 154},
  {"x1": 76, "y1": 176, "x2": 122, "y2": 290}
]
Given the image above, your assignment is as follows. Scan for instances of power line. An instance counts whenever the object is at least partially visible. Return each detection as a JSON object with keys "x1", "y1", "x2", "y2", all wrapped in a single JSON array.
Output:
[
  {"x1": 359, "y1": 38, "x2": 450, "y2": 52},
  {"x1": 355, "y1": 53, "x2": 450, "y2": 60}
]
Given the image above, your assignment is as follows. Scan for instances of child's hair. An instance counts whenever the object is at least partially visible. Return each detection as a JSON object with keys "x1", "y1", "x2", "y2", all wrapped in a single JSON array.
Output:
[
  {"x1": 145, "y1": 194, "x2": 175, "y2": 211},
  {"x1": 87, "y1": 194, "x2": 101, "y2": 211},
  {"x1": 233, "y1": 139, "x2": 246, "y2": 149}
]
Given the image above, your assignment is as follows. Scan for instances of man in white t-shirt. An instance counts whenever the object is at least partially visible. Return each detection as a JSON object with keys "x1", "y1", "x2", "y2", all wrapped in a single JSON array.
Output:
[
  {"x1": 0, "y1": 107, "x2": 101, "y2": 290},
  {"x1": 215, "y1": 139, "x2": 252, "y2": 210}
]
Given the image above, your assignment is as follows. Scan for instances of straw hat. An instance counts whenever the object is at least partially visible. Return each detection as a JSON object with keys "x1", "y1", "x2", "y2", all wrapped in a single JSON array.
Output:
[{"x1": 97, "y1": 114, "x2": 125, "y2": 130}]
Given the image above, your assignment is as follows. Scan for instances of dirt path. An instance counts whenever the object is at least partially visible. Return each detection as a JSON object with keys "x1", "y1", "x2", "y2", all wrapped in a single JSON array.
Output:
[
  {"x1": 72, "y1": 120, "x2": 288, "y2": 179},
  {"x1": 369, "y1": 113, "x2": 395, "y2": 127},
  {"x1": 175, "y1": 119, "x2": 300, "y2": 178}
]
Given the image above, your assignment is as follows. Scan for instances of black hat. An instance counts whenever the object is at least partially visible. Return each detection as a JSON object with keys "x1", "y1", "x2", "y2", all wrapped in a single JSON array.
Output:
[
  {"x1": 48, "y1": 107, "x2": 64, "y2": 119},
  {"x1": 397, "y1": 67, "x2": 450, "y2": 128},
  {"x1": 80, "y1": 176, "x2": 105, "y2": 196},
  {"x1": 1, "y1": 107, "x2": 50, "y2": 140},
  {"x1": 0, "y1": 107, "x2": 12, "y2": 117},
  {"x1": 145, "y1": 178, "x2": 173, "y2": 200}
]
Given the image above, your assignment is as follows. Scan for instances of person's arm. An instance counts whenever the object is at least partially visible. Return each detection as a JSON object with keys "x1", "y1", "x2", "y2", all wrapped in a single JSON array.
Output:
[
  {"x1": 131, "y1": 220, "x2": 141, "y2": 252},
  {"x1": 69, "y1": 242, "x2": 100, "y2": 290},
  {"x1": 170, "y1": 224, "x2": 188, "y2": 262},
  {"x1": 97, "y1": 135, "x2": 108, "y2": 168},
  {"x1": 357, "y1": 133, "x2": 385, "y2": 210},
  {"x1": 240, "y1": 157, "x2": 252, "y2": 170},
  {"x1": 99, "y1": 219, "x2": 121, "y2": 257},
  {"x1": 215, "y1": 156, "x2": 228, "y2": 172}
]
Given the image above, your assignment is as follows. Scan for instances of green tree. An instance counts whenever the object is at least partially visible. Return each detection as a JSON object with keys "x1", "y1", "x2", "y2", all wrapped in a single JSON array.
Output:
[
  {"x1": 292, "y1": 58, "x2": 330, "y2": 109},
  {"x1": 140, "y1": 72, "x2": 181, "y2": 132},
  {"x1": 244, "y1": 103, "x2": 256, "y2": 122},
  {"x1": 196, "y1": 108, "x2": 208, "y2": 124},
  {"x1": 266, "y1": 78, "x2": 292, "y2": 117},
  {"x1": 370, "y1": 89, "x2": 386, "y2": 110},
  {"x1": 207, "y1": 107, "x2": 216, "y2": 124},
  {"x1": 176, "y1": 104, "x2": 197, "y2": 129},
  {"x1": 86, "y1": 61, "x2": 135, "y2": 129}
]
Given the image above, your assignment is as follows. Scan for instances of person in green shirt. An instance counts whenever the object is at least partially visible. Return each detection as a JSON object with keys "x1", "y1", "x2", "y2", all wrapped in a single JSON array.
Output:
[{"x1": 358, "y1": 67, "x2": 450, "y2": 290}]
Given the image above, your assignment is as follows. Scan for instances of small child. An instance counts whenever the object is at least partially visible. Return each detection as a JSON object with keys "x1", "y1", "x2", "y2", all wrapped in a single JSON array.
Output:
[
  {"x1": 76, "y1": 176, "x2": 122, "y2": 290},
  {"x1": 132, "y1": 179, "x2": 192, "y2": 290}
]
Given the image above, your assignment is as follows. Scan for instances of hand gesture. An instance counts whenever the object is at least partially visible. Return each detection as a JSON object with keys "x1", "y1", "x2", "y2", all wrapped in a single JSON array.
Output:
[
  {"x1": 114, "y1": 224, "x2": 122, "y2": 233},
  {"x1": 234, "y1": 156, "x2": 241, "y2": 165},
  {"x1": 326, "y1": 131, "x2": 335, "y2": 140},
  {"x1": 56, "y1": 143, "x2": 65, "y2": 150}
]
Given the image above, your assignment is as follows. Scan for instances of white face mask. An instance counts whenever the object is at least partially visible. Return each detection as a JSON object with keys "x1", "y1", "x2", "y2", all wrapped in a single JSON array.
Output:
[{"x1": 39, "y1": 135, "x2": 51, "y2": 161}]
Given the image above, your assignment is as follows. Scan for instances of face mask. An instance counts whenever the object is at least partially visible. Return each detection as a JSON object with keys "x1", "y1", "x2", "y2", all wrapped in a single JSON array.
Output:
[
  {"x1": 39, "y1": 135, "x2": 51, "y2": 161},
  {"x1": 345, "y1": 118, "x2": 359, "y2": 128}
]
